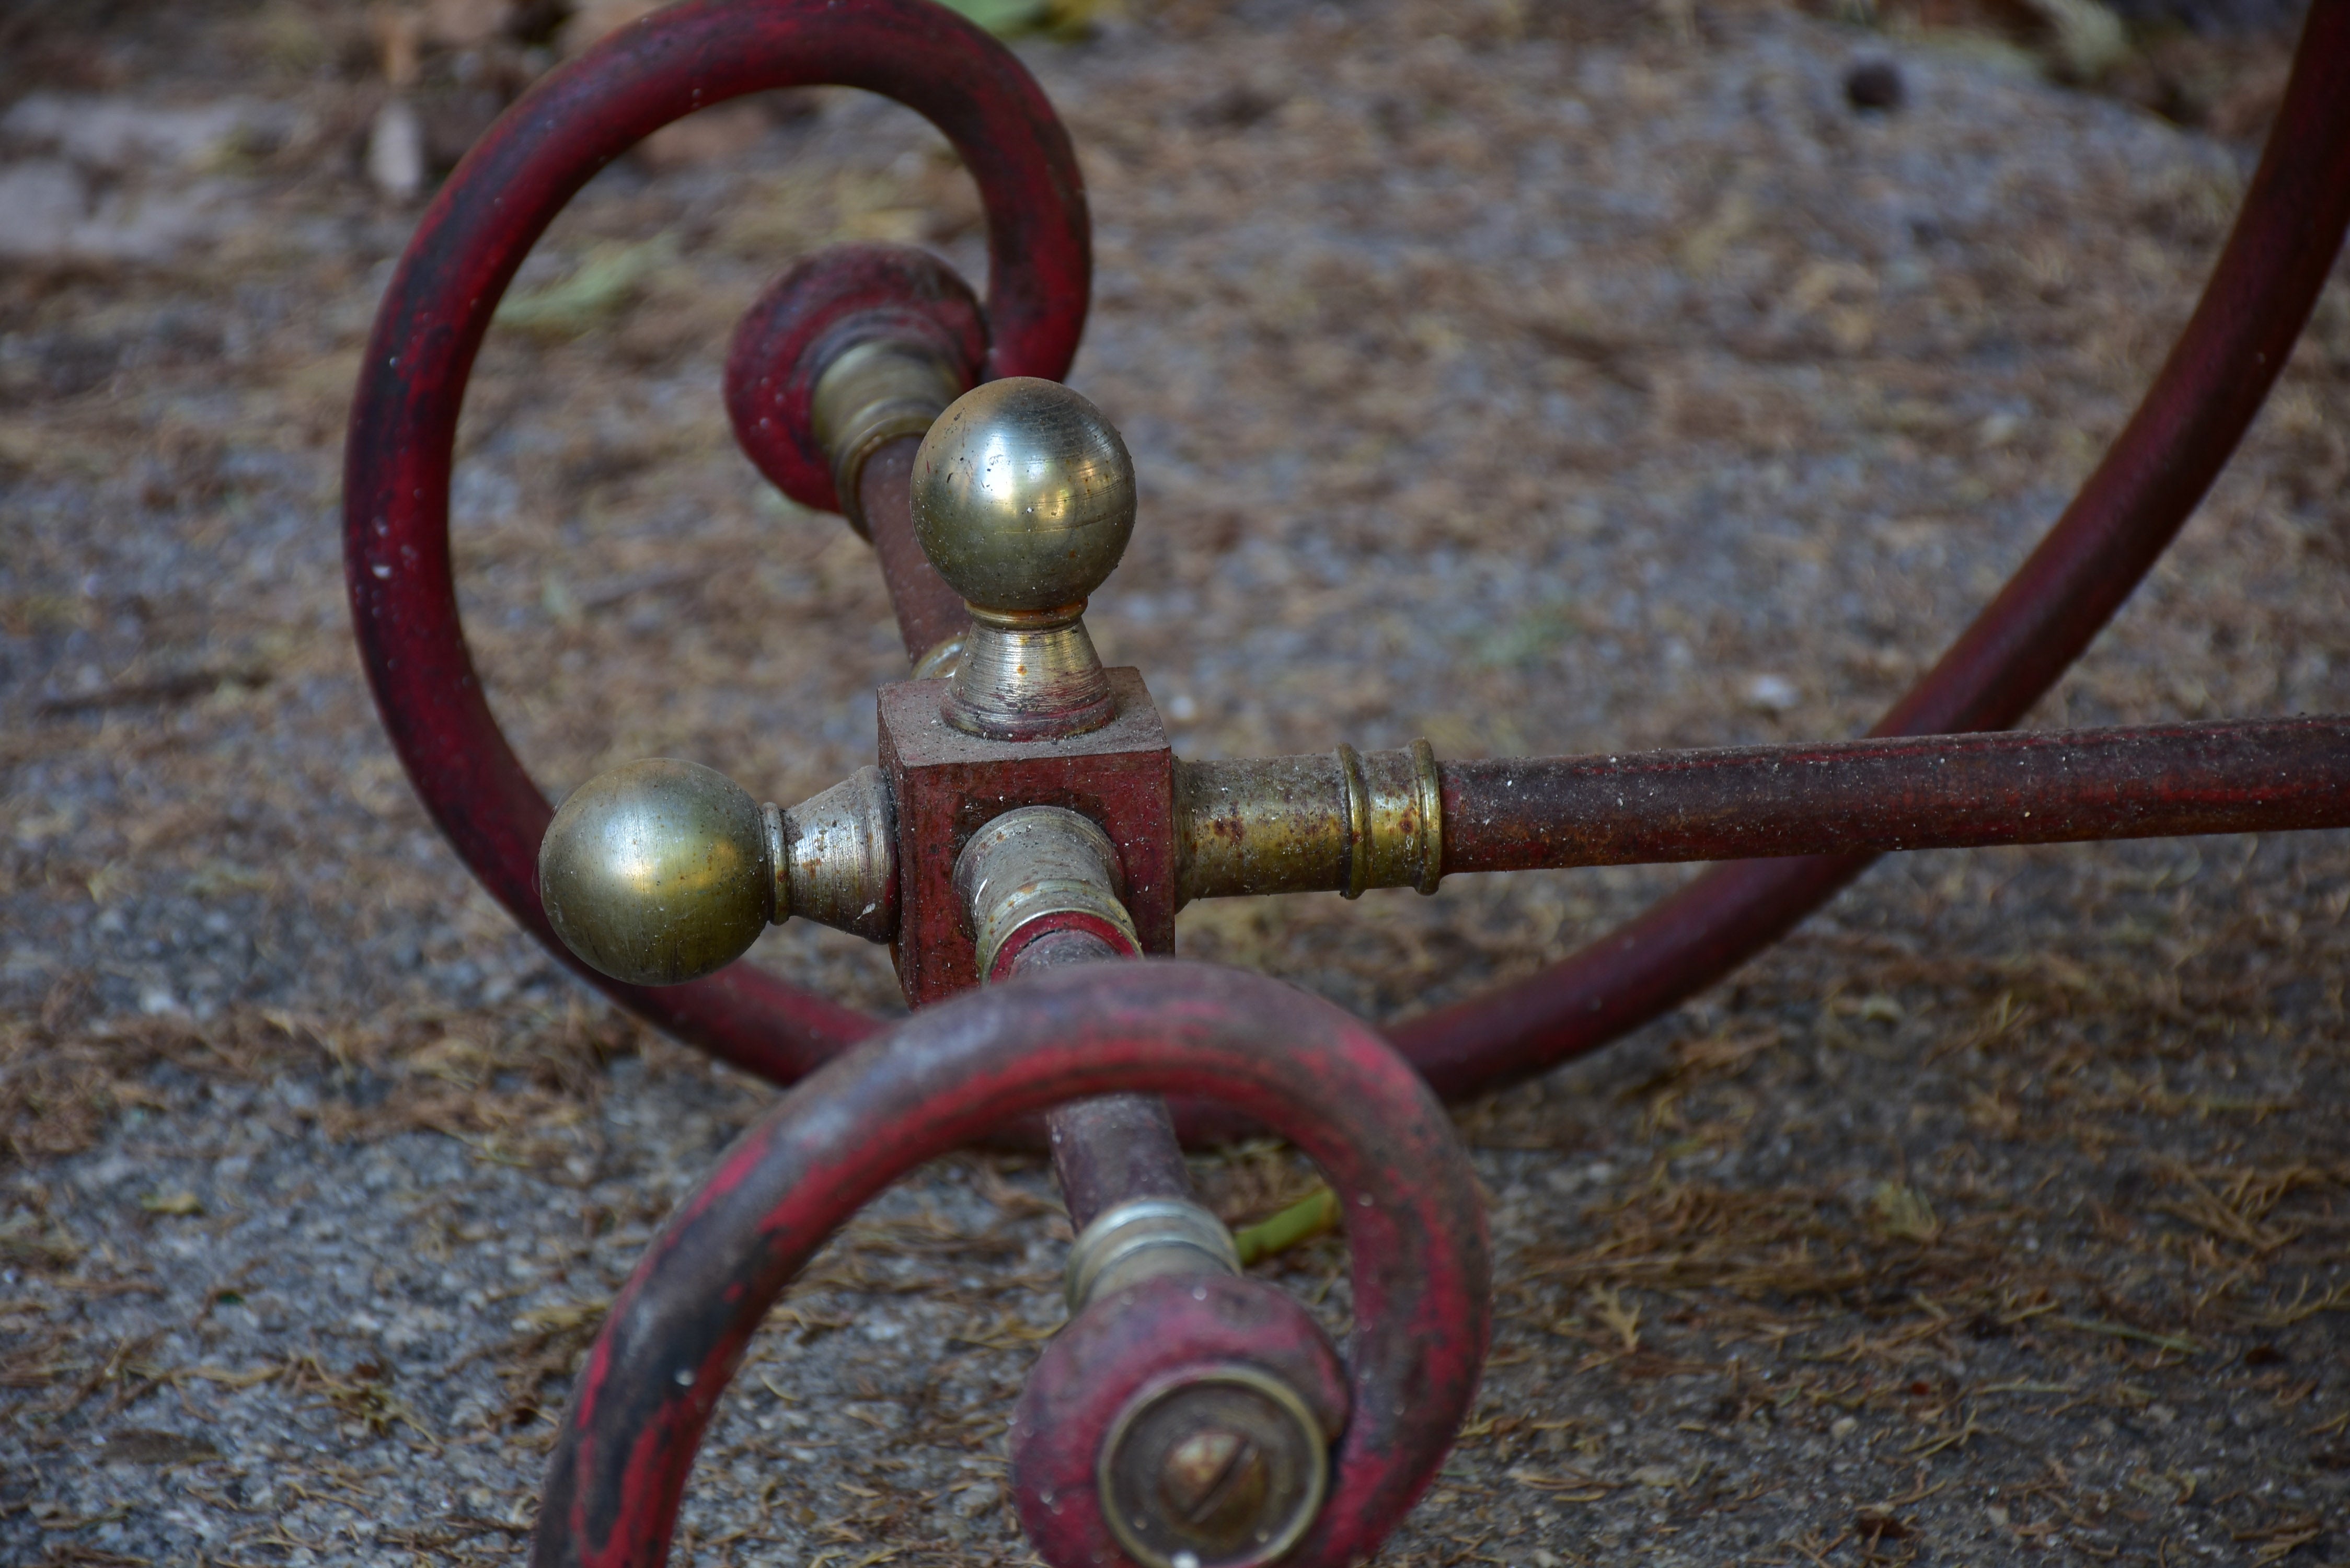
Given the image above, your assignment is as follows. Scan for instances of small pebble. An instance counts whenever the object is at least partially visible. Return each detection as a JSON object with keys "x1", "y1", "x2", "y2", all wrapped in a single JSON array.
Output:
[
  {"x1": 1745, "y1": 673, "x2": 1800, "y2": 715},
  {"x1": 1845, "y1": 58, "x2": 1907, "y2": 113}
]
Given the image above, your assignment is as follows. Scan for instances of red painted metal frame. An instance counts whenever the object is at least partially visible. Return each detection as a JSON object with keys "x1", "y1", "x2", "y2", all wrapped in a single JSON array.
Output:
[
  {"x1": 528, "y1": 962, "x2": 1491, "y2": 1568},
  {"x1": 856, "y1": 436, "x2": 970, "y2": 661},
  {"x1": 342, "y1": 0, "x2": 1087, "y2": 1085},
  {"x1": 347, "y1": 0, "x2": 2350, "y2": 1107},
  {"x1": 1396, "y1": 0, "x2": 2350, "y2": 1099}
]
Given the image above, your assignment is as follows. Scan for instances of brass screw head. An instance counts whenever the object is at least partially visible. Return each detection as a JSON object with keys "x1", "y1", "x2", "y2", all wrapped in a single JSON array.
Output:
[
  {"x1": 910, "y1": 377, "x2": 1137, "y2": 614},
  {"x1": 538, "y1": 758, "x2": 773, "y2": 987},
  {"x1": 1098, "y1": 1367, "x2": 1329, "y2": 1568},
  {"x1": 1161, "y1": 1428, "x2": 1269, "y2": 1536}
]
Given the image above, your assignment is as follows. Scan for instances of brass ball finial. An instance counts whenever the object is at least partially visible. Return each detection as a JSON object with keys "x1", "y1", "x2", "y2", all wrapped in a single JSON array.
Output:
[
  {"x1": 538, "y1": 759, "x2": 773, "y2": 987},
  {"x1": 911, "y1": 377, "x2": 1137, "y2": 614}
]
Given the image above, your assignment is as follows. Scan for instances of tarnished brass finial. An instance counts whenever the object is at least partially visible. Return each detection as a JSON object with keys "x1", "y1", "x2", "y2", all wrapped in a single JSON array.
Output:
[
  {"x1": 539, "y1": 759, "x2": 771, "y2": 988},
  {"x1": 538, "y1": 759, "x2": 898, "y2": 987},
  {"x1": 911, "y1": 377, "x2": 1137, "y2": 740}
]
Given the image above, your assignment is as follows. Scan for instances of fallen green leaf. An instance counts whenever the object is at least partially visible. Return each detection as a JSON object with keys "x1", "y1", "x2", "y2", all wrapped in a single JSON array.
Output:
[
  {"x1": 1232, "y1": 1184, "x2": 1338, "y2": 1266},
  {"x1": 935, "y1": 0, "x2": 1108, "y2": 40},
  {"x1": 494, "y1": 236, "x2": 676, "y2": 339}
]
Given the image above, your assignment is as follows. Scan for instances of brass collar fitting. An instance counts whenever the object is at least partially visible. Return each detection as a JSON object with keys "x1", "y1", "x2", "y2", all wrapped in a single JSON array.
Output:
[
  {"x1": 810, "y1": 339, "x2": 967, "y2": 537},
  {"x1": 909, "y1": 630, "x2": 966, "y2": 682},
  {"x1": 1064, "y1": 1195, "x2": 1240, "y2": 1313},
  {"x1": 943, "y1": 606, "x2": 1116, "y2": 741},
  {"x1": 953, "y1": 805, "x2": 1139, "y2": 983},
  {"x1": 767, "y1": 765, "x2": 898, "y2": 943},
  {"x1": 1173, "y1": 741, "x2": 1446, "y2": 905}
]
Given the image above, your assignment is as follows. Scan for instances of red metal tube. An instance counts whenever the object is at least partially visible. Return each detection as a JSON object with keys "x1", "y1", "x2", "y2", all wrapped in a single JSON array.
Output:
[
  {"x1": 1007, "y1": 924, "x2": 1199, "y2": 1231},
  {"x1": 529, "y1": 962, "x2": 1490, "y2": 1568},
  {"x1": 1441, "y1": 716, "x2": 2350, "y2": 874},
  {"x1": 1397, "y1": 0, "x2": 2350, "y2": 1100},
  {"x1": 343, "y1": 0, "x2": 1087, "y2": 1082},
  {"x1": 858, "y1": 435, "x2": 970, "y2": 664}
]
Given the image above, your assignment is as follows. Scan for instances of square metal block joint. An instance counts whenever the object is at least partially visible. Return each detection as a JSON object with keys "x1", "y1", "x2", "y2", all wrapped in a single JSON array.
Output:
[{"x1": 879, "y1": 667, "x2": 1176, "y2": 1005}]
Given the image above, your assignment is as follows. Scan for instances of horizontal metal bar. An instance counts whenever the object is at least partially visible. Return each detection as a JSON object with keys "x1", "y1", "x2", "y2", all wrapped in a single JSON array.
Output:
[{"x1": 1440, "y1": 715, "x2": 2350, "y2": 874}]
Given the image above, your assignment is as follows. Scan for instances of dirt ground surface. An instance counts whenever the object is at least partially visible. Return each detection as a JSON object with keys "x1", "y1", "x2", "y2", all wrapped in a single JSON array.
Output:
[{"x1": 5, "y1": 1, "x2": 2349, "y2": 1564}]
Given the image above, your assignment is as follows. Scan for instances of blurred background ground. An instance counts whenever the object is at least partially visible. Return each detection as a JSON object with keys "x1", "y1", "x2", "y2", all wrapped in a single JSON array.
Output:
[{"x1": 3, "y1": 0, "x2": 2348, "y2": 1564}]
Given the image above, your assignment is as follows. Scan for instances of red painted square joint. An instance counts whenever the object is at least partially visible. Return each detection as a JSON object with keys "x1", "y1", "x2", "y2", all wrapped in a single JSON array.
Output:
[{"x1": 880, "y1": 668, "x2": 1173, "y2": 1006}]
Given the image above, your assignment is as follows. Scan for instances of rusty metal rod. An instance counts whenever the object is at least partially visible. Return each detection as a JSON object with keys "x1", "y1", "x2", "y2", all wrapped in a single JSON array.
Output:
[
  {"x1": 1176, "y1": 716, "x2": 2350, "y2": 902},
  {"x1": 1013, "y1": 927, "x2": 1199, "y2": 1233},
  {"x1": 1439, "y1": 715, "x2": 2350, "y2": 873},
  {"x1": 857, "y1": 433, "x2": 970, "y2": 667},
  {"x1": 1392, "y1": 0, "x2": 2350, "y2": 1101},
  {"x1": 1048, "y1": 1092, "x2": 1196, "y2": 1235}
]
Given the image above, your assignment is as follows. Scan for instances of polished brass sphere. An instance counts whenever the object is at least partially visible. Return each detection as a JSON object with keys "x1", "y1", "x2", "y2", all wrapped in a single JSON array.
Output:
[
  {"x1": 538, "y1": 758, "x2": 772, "y2": 988},
  {"x1": 911, "y1": 377, "x2": 1136, "y2": 613}
]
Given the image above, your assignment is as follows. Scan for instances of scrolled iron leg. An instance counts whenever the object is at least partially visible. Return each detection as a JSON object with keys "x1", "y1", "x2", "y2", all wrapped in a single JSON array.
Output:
[
  {"x1": 998, "y1": 932, "x2": 1341, "y2": 1568},
  {"x1": 528, "y1": 962, "x2": 1490, "y2": 1568}
]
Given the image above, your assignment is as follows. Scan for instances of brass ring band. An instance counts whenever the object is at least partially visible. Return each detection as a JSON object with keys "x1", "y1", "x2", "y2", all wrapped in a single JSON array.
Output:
[
  {"x1": 830, "y1": 404, "x2": 940, "y2": 536},
  {"x1": 1335, "y1": 742, "x2": 1373, "y2": 900},
  {"x1": 1409, "y1": 735, "x2": 1444, "y2": 896},
  {"x1": 1064, "y1": 1196, "x2": 1239, "y2": 1313},
  {"x1": 1096, "y1": 1361, "x2": 1331, "y2": 1568},
  {"x1": 1334, "y1": 740, "x2": 1443, "y2": 898}
]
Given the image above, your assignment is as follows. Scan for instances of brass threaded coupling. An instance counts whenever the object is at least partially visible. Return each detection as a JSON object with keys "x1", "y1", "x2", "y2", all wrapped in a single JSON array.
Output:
[
  {"x1": 1064, "y1": 1196, "x2": 1240, "y2": 1313},
  {"x1": 1175, "y1": 740, "x2": 1445, "y2": 905}
]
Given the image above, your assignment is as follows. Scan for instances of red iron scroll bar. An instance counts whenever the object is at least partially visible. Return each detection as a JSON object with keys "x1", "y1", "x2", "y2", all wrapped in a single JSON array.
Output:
[
  {"x1": 530, "y1": 963, "x2": 1488, "y2": 1568},
  {"x1": 1397, "y1": 0, "x2": 2350, "y2": 1101},
  {"x1": 343, "y1": 0, "x2": 1087, "y2": 1085},
  {"x1": 1441, "y1": 717, "x2": 2350, "y2": 872}
]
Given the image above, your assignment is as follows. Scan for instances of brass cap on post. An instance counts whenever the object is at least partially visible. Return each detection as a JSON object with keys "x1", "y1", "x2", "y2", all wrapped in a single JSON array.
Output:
[
  {"x1": 539, "y1": 759, "x2": 898, "y2": 986},
  {"x1": 911, "y1": 378, "x2": 1137, "y2": 740}
]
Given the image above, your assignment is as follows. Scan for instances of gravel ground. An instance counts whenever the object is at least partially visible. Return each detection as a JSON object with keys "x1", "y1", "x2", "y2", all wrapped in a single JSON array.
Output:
[{"x1": 4, "y1": 2, "x2": 2347, "y2": 1565}]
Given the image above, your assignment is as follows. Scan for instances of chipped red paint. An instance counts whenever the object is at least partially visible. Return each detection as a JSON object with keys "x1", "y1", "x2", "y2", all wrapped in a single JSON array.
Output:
[
  {"x1": 1395, "y1": 0, "x2": 2350, "y2": 1099},
  {"x1": 343, "y1": 0, "x2": 1086, "y2": 1082},
  {"x1": 531, "y1": 963, "x2": 1490, "y2": 1568}
]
